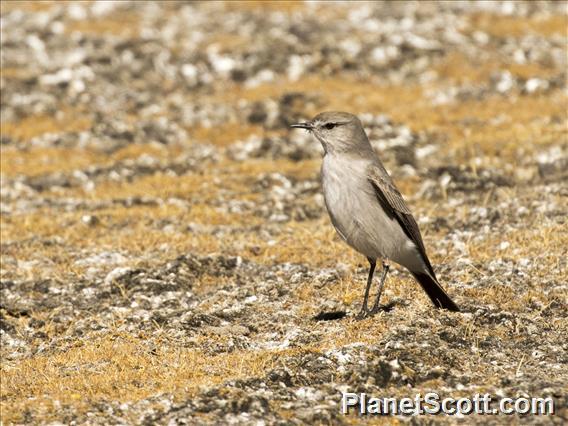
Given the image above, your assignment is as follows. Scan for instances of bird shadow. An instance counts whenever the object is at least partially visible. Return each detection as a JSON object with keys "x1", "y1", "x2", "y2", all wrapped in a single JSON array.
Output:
[
  {"x1": 313, "y1": 310, "x2": 347, "y2": 321},
  {"x1": 312, "y1": 301, "x2": 400, "y2": 322},
  {"x1": 371, "y1": 301, "x2": 399, "y2": 313}
]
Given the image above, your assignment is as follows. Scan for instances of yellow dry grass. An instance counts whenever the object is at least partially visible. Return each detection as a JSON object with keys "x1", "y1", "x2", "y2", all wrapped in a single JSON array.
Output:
[
  {"x1": 224, "y1": 1, "x2": 306, "y2": 13},
  {"x1": 467, "y1": 12, "x2": 568, "y2": 38},
  {"x1": 1, "y1": 202, "x2": 229, "y2": 244},
  {"x1": 0, "y1": 67, "x2": 36, "y2": 80},
  {"x1": 0, "y1": 333, "x2": 313, "y2": 424},
  {"x1": 64, "y1": 16, "x2": 140, "y2": 38},
  {"x1": 434, "y1": 52, "x2": 561, "y2": 83},
  {"x1": 3, "y1": 273, "x2": 506, "y2": 425},
  {"x1": 0, "y1": 0, "x2": 66, "y2": 13},
  {"x1": 189, "y1": 122, "x2": 264, "y2": 147},
  {"x1": 1, "y1": 1, "x2": 138, "y2": 36},
  {"x1": 1, "y1": 110, "x2": 91, "y2": 143},
  {"x1": 1, "y1": 143, "x2": 188, "y2": 178},
  {"x1": 2, "y1": 208, "x2": 566, "y2": 422},
  {"x1": 1, "y1": 4, "x2": 566, "y2": 423},
  {"x1": 470, "y1": 222, "x2": 568, "y2": 265},
  {"x1": 203, "y1": 32, "x2": 251, "y2": 52},
  {"x1": 208, "y1": 75, "x2": 566, "y2": 163},
  {"x1": 1, "y1": 147, "x2": 103, "y2": 177},
  {"x1": 2, "y1": 276, "x2": 417, "y2": 424}
]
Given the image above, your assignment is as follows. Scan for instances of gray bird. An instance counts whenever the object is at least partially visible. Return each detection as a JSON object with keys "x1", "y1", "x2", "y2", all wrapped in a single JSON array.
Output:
[{"x1": 291, "y1": 111, "x2": 460, "y2": 318}]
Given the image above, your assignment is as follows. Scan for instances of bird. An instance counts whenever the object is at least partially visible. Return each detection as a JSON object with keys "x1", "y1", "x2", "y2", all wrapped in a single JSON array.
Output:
[{"x1": 291, "y1": 112, "x2": 460, "y2": 318}]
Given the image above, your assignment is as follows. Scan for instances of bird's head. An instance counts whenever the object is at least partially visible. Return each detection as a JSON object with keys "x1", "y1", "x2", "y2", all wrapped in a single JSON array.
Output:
[{"x1": 291, "y1": 111, "x2": 371, "y2": 154}]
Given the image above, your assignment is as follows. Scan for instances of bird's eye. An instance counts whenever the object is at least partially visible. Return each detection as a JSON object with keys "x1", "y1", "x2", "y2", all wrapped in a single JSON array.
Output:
[{"x1": 324, "y1": 123, "x2": 336, "y2": 130}]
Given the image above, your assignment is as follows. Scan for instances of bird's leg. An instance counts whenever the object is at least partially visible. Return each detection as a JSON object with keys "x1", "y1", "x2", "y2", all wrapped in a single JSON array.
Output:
[
  {"x1": 356, "y1": 258, "x2": 376, "y2": 320},
  {"x1": 370, "y1": 262, "x2": 390, "y2": 314}
]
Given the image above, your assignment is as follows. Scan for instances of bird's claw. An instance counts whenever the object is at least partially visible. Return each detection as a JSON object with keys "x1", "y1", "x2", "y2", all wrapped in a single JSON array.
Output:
[
  {"x1": 368, "y1": 304, "x2": 383, "y2": 315},
  {"x1": 356, "y1": 304, "x2": 387, "y2": 320}
]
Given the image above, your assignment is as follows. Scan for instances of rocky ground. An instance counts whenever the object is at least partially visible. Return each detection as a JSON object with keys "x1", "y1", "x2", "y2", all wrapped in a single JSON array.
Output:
[{"x1": 1, "y1": 1, "x2": 567, "y2": 424}]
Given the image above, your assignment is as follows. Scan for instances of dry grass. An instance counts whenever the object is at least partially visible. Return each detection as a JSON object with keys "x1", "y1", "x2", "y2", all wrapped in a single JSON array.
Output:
[
  {"x1": 0, "y1": 67, "x2": 37, "y2": 80},
  {"x1": 433, "y1": 52, "x2": 561, "y2": 83},
  {"x1": 63, "y1": 13, "x2": 140, "y2": 38},
  {"x1": 1, "y1": 1, "x2": 138, "y2": 37},
  {"x1": 189, "y1": 122, "x2": 264, "y2": 147},
  {"x1": 1, "y1": 110, "x2": 91, "y2": 143},
  {"x1": 1, "y1": 308, "x2": 406, "y2": 424},
  {"x1": 469, "y1": 222, "x2": 568, "y2": 266},
  {"x1": 210, "y1": 74, "x2": 566, "y2": 163},
  {"x1": 7, "y1": 86, "x2": 563, "y2": 179},
  {"x1": 0, "y1": 333, "x2": 310, "y2": 424},
  {"x1": 201, "y1": 33, "x2": 251, "y2": 52},
  {"x1": 6, "y1": 230, "x2": 557, "y2": 426},
  {"x1": 2, "y1": 81, "x2": 565, "y2": 420},
  {"x1": 1, "y1": 139, "x2": 181, "y2": 179},
  {"x1": 467, "y1": 12, "x2": 568, "y2": 38},
  {"x1": 224, "y1": 1, "x2": 306, "y2": 13},
  {"x1": 1, "y1": 3, "x2": 566, "y2": 423},
  {"x1": 0, "y1": 1, "x2": 66, "y2": 13},
  {"x1": 1, "y1": 282, "x2": 491, "y2": 425},
  {"x1": 1, "y1": 147, "x2": 104, "y2": 177}
]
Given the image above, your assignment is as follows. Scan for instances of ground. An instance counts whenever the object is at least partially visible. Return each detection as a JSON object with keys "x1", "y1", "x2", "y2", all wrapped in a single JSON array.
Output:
[{"x1": 0, "y1": 1, "x2": 567, "y2": 424}]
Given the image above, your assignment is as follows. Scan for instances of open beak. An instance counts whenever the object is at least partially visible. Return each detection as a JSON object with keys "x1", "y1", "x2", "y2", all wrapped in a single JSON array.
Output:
[{"x1": 290, "y1": 122, "x2": 313, "y2": 130}]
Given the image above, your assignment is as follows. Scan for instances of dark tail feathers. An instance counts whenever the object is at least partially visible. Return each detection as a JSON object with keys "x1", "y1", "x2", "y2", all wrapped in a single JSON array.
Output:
[{"x1": 411, "y1": 272, "x2": 460, "y2": 312}]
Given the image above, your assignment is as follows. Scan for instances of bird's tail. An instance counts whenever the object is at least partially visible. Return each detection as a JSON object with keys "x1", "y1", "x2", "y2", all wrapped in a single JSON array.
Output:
[{"x1": 411, "y1": 272, "x2": 460, "y2": 312}]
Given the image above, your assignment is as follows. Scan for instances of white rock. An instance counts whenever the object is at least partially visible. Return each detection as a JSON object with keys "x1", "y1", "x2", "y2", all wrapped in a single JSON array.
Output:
[
  {"x1": 104, "y1": 267, "x2": 133, "y2": 286},
  {"x1": 525, "y1": 78, "x2": 549, "y2": 93}
]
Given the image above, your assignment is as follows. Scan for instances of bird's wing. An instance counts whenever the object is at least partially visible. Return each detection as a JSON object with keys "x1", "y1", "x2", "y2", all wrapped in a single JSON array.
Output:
[
  {"x1": 367, "y1": 163, "x2": 434, "y2": 274},
  {"x1": 367, "y1": 164, "x2": 412, "y2": 215}
]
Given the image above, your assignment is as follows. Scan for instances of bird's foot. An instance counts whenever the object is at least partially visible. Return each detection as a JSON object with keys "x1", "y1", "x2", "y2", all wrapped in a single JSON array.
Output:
[
  {"x1": 368, "y1": 304, "x2": 383, "y2": 315},
  {"x1": 357, "y1": 302, "x2": 396, "y2": 319},
  {"x1": 355, "y1": 308, "x2": 369, "y2": 320},
  {"x1": 357, "y1": 307, "x2": 381, "y2": 319},
  {"x1": 369, "y1": 301, "x2": 397, "y2": 314}
]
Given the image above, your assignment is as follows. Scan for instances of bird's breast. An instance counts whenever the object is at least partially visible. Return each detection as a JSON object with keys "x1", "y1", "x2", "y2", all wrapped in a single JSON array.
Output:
[
  {"x1": 321, "y1": 156, "x2": 376, "y2": 247},
  {"x1": 320, "y1": 154, "x2": 412, "y2": 262}
]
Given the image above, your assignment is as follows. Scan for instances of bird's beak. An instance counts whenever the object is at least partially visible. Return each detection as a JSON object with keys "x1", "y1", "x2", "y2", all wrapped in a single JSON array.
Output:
[{"x1": 290, "y1": 122, "x2": 313, "y2": 130}]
